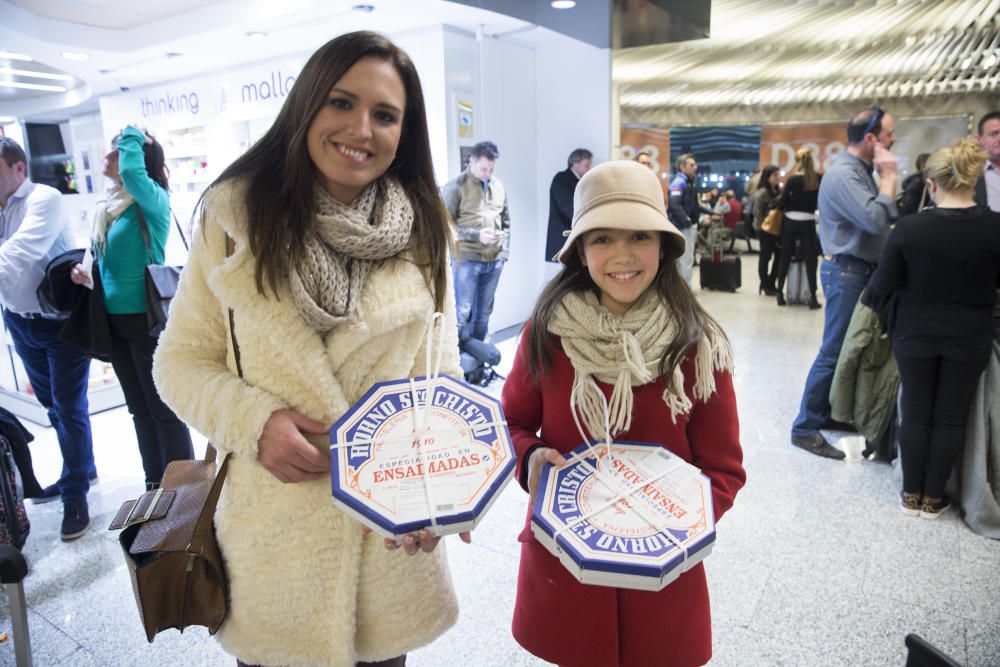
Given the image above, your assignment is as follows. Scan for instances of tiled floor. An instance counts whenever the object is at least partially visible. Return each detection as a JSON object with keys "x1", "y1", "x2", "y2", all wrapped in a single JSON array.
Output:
[{"x1": 3, "y1": 257, "x2": 998, "y2": 666}]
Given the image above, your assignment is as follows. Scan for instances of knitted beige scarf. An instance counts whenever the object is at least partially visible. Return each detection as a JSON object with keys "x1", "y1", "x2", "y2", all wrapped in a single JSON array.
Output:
[
  {"x1": 548, "y1": 289, "x2": 733, "y2": 441},
  {"x1": 91, "y1": 183, "x2": 135, "y2": 255},
  {"x1": 289, "y1": 178, "x2": 413, "y2": 333}
]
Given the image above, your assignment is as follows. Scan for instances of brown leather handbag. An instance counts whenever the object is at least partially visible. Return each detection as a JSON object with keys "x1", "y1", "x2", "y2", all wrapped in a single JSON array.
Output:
[
  {"x1": 108, "y1": 448, "x2": 232, "y2": 642},
  {"x1": 108, "y1": 234, "x2": 241, "y2": 642}
]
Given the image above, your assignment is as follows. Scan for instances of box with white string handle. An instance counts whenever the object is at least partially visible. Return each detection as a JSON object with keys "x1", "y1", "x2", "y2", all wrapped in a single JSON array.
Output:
[
  {"x1": 329, "y1": 314, "x2": 515, "y2": 539},
  {"x1": 531, "y1": 440, "x2": 715, "y2": 591}
]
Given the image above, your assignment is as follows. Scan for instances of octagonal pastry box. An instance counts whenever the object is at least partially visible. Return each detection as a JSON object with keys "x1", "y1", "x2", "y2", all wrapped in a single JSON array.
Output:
[
  {"x1": 531, "y1": 440, "x2": 715, "y2": 591},
  {"x1": 331, "y1": 374, "x2": 514, "y2": 539}
]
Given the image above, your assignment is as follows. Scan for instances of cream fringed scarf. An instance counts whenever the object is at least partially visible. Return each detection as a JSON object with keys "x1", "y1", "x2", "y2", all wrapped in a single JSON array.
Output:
[
  {"x1": 547, "y1": 289, "x2": 733, "y2": 441},
  {"x1": 91, "y1": 184, "x2": 136, "y2": 255},
  {"x1": 289, "y1": 178, "x2": 414, "y2": 334}
]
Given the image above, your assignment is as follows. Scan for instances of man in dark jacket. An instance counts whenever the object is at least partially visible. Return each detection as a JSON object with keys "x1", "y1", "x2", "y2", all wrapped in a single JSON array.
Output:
[
  {"x1": 545, "y1": 148, "x2": 592, "y2": 260},
  {"x1": 975, "y1": 111, "x2": 1000, "y2": 212},
  {"x1": 668, "y1": 153, "x2": 710, "y2": 286}
]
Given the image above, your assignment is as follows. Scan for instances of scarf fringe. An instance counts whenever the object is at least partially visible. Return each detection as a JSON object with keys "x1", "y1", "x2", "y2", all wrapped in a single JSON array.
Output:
[{"x1": 552, "y1": 290, "x2": 734, "y2": 439}]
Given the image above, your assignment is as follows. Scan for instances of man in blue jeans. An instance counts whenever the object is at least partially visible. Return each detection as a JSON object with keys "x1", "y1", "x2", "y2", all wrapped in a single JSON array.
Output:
[
  {"x1": 791, "y1": 107, "x2": 899, "y2": 459},
  {"x1": 442, "y1": 141, "x2": 510, "y2": 344},
  {"x1": 0, "y1": 137, "x2": 94, "y2": 540}
]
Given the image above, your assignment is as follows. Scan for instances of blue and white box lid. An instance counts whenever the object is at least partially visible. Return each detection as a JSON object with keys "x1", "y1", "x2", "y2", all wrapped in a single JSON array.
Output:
[
  {"x1": 531, "y1": 440, "x2": 715, "y2": 591},
  {"x1": 331, "y1": 374, "x2": 515, "y2": 538}
]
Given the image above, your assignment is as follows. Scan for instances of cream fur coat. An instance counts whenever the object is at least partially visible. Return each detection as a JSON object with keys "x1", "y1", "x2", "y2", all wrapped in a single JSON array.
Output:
[{"x1": 152, "y1": 181, "x2": 462, "y2": 667}]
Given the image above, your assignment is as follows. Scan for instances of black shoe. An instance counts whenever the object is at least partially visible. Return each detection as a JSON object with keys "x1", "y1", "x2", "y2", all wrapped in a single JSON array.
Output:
[
  {"x1": 61, "y1": 498, "x2": 90, "y2": 541},
  {"x1": 776, "y1": 293, "x2": 787, "y2": 306},
  {"x1": 29, "y1": 471, "x2": 98, "y2": 505},
  {"x1": 791, "y1": 432, "x2": 845, "y2": 460},
  {"x1": 28, "y1": 482, "x2": 60, "y2": 504},
  {"x1": 808, "y1": 296, "x2": 822, "y2": 310}
]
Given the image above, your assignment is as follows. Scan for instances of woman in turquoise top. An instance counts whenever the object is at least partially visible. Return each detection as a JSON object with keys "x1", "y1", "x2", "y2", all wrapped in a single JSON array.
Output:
[{"x1": 72, "y1": 125, "x2": 193, "y2": 488}]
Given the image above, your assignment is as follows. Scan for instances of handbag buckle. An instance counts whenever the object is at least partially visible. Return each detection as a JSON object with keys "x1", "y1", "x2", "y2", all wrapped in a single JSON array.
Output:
[{"x1": 122, "y1": 487, "x2": 164, "y2": 529}]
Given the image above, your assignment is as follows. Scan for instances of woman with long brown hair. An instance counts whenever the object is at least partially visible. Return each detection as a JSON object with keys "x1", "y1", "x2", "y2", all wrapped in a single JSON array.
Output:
[
  {"x1": 153, "y1": 32, "x2": 463, "y2": 666},
  {"x1": 775, "y1": 147, "x2": 823, "y2": 308}
]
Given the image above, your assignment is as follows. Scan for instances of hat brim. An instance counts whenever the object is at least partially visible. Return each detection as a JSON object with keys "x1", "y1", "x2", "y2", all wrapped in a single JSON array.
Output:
[{"x1": 552, "y1": 201, "x2": 687, "y2": 264}]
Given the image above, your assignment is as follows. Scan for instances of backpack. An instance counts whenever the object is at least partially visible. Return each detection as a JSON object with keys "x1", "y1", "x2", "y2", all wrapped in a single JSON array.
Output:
[
  {"x1": 460, "y1": 338, "x2": 502, "y2": 387},
  {"x1": 0, "y1": 434, "x2": 30, "y2": 548}
]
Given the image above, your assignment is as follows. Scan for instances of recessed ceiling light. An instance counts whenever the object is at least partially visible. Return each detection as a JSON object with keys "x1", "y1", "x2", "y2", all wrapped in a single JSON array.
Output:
[
  {"x1": 0, "y1": 51, "x2": 32, "y2": 62},
  {"x1": 165, "y1": 52, "x2": 184, "y2": 59},
  {"x1": 246, "y1": 31, "x2": 267, "y2": 39},
  {"x1": 0, "y1": 81, "x2": 69, "y2": 92},
  {"x1": 0, "y1": 67, "x2": 74, "y2": 81},
  {"x1": 551, "y1": 0, "x2": 576, "y2": 8},
  {"x1": 352, "y1": 3, "x2": 375, "y2": 11},
  {"x1": 0, "y1": 116, "x2": 15, "y2": 123},
  {"x1": 61, "y1": 51, "x2": 89, "y2": 61}
]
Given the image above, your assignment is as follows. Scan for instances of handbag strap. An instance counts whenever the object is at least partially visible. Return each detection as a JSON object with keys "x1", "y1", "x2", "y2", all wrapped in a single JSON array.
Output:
[
  {"x1": 134, "y1": 205, "x2": 154, "y2": 265},
  {"x1": 135, "y1": 204, "x2": 189, "y2": 257},
  {"x1": 172, "y1": 211, "x2": 189, "y2": 251},
  {"x1": 187, "y1": 232, "x2": 240, "y2": 558}
]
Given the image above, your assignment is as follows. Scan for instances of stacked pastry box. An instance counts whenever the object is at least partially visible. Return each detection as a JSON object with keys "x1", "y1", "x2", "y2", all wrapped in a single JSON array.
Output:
[
  {"x1": 531, "y1": 440, "x2": 715, "y2": 591},
  {"x1": 330, "y1": 374, "x2": 514, "y2": 538}
]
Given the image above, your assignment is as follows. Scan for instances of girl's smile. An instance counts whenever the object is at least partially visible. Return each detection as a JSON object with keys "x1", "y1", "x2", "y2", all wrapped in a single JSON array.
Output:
[{"x1": 579, "y1": 228, "x2": 663, "y2": 315}]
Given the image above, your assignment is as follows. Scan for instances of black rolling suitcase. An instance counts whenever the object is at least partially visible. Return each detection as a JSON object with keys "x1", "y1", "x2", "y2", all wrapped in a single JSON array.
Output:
[{"x1": 700, "y1": 255, "x2": 741, "y2": 292}]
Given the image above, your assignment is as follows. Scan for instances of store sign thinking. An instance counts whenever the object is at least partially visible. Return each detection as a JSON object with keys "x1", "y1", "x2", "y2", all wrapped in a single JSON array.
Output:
[
  {"x1": 140, "y1": 91, "x2": 200, "y2": 117},
  {"x1": 241, "y1": 70, "x2": 297, "y2": 104}
]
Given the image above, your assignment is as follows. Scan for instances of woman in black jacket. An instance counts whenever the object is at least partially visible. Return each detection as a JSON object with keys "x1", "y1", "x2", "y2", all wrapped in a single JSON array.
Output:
[
  {"x1": 753, "y1": 165, "x2": 781, "y2": 295},
  {"x1": 868, "y1": 138, "x2": 1000, "y2": 519},
  {"x1": 774, "y1": 148, "x2": 822, "y2": 308}
]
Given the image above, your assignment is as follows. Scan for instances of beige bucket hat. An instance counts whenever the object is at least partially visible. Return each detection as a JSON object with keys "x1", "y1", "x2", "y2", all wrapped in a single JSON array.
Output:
[{"x1": 553, "y1": 160, "x2": 686, "y2": 263}]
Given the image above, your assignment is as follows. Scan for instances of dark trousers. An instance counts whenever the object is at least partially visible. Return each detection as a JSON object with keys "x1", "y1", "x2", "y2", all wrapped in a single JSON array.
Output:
[
  {"x1": 108, "y1": 313, "x2": 193, "y2": 486},
  {"x1": 238, "y1": 657, "x2": 405, "y2": 666},
  {"x1": 895, "y1": 349, "x2": 990, "y2": 499},
  {"x1": 775, "y1": 219, "x2": 819, "y2": 295},
  {"x1": 3, "y1": 311, "x2": 94, "y2": 502},
  {"x1": 757, "y1": 231, "x2": 780, "y2": 288}
]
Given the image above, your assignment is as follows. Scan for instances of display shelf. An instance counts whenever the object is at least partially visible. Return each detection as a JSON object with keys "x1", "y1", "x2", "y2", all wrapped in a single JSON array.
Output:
[{"x1": 1, "y1": 319, "x2": 126, "y2": 425}]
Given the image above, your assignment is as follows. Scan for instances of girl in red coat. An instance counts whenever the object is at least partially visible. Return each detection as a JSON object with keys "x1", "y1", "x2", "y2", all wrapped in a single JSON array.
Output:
[{"x1": 501, "y1": 160, "x2": 746, "y2": 667}]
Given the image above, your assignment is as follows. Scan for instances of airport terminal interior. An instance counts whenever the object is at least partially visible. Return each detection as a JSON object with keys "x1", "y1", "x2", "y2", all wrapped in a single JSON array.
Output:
[{"x1": 1, "y1": 1, "x2": 999, "y2": 665}]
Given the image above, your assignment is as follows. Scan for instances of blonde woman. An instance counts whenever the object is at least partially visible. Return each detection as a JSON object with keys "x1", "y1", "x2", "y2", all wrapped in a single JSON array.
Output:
[
  {"x1": 775, "y1": 148, "x2": 823, "y2": 308},
  {"x1": 869, "y1": 139, "x2": 1000, "y2": 519}
]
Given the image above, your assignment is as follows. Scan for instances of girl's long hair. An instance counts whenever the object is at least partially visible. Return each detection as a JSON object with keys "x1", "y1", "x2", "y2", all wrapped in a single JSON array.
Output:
[
  {"x1": 795, "y1": 147, "x2": 819, "y2": 190},
  {"x1": 758, "y1": 164, "x2": 780, "y2": 196},
  {"x1": 524, "y1": 233, "x2": 725, "y2": 384},
  {"x1": 197, "y1": 31, "x2": 449, "y2": 310}
]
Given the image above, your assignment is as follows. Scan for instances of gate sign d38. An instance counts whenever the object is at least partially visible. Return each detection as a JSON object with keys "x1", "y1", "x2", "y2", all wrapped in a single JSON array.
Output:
[
  {"x1": 532, "y1": 440, "x2": 715, "y2": 592},
  {"x1": 330, "y1": 375, "x2": 514, "y2": 539}
]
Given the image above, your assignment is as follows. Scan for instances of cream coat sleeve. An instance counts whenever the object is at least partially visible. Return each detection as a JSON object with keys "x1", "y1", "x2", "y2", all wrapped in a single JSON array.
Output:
[{"x1": 152, "y1": 214, "x2": 287, "y2": 460}]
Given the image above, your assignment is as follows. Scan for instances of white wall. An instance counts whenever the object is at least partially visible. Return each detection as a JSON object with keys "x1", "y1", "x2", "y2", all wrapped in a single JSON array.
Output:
[
  {"x1": 435, "y1": 29, "x2": 612, "y2": 336},
  {"x1": 534, "y1": 36, "x2": 612, "y2": 285},
  {"x1": 478, "y1": 35, "x2": 539, "y2": 334},
  {"x1": 393, "y1": 26, "x2": 449, "y2": 185}
]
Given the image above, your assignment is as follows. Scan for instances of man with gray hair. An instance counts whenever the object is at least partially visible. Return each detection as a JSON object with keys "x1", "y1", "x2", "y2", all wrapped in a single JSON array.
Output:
[
  {"x1": 0, "y1": 136, "x2": 95, "y2": 539},
  {"x1": 546, "y1": 147, "x2": 592, "y2": 260}
]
